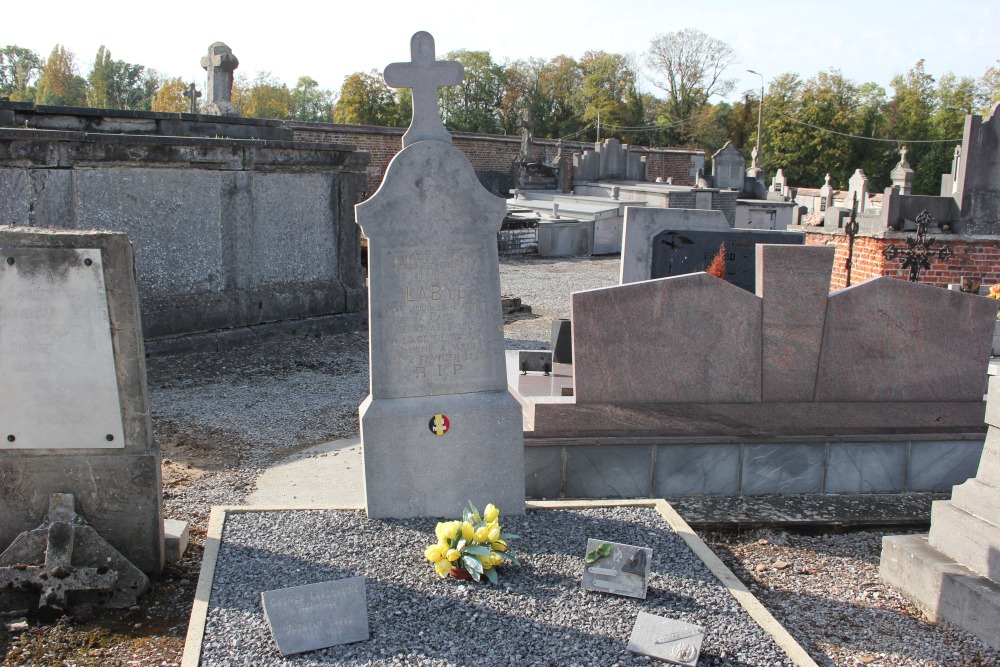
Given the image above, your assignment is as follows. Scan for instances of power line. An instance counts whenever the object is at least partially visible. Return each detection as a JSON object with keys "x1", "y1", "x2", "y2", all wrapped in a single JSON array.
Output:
[{"x1": 776, "y1": 111, "x2": 963, "y2": 144}]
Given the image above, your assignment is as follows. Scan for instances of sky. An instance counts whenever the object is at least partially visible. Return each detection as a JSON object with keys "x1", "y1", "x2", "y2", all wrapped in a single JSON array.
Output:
[{"x1": 4, "y1": 0, "x2": 997, "y2": 102}]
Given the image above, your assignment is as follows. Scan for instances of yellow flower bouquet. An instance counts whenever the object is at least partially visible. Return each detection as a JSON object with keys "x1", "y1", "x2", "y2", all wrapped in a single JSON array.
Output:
[
  {"x1": 989, "y1": 284, "x2": 1000, "y2": 320},
  {"x1": 424, "y1": 501, "x2": 520, "y2": 584}
]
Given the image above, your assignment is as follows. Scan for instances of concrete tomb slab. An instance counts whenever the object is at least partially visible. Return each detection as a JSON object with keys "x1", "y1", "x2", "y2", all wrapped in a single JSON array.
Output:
[
  {"x1": 627, "y1": 612, "x2": 704, "y2": 666},
  {"x1": 620, "y1": 207, "x2": 729, "y2": 284},
  {"x1": 581, "y1": 538, "x2": 652, "y2": 599},
  {"x1": 261, "y1": 576, "x2": 369, "y2": 656},
  {"x1": 358, "y1": 33, "x2": 523, "y2": 519},
  {"x1": 0, "y1": 228, "x2": 164, "y2": 574}
]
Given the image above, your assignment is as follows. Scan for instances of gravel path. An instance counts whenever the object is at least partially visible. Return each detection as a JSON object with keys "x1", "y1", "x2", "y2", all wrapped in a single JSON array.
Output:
[{"x1": 200, "y1": 507, "x2": 795, "y2": 667}]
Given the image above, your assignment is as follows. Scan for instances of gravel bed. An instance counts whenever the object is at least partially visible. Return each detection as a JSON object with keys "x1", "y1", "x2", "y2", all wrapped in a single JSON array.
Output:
[{"x1": 200, "y1": 506, "x2": 796, "y2": 667}]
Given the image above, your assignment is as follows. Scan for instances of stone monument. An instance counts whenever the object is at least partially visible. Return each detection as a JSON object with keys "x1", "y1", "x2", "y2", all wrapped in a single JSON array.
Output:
[
  {"x1": 200, "y1": 41, "x2": 239, "y2": 117},
  {"x1": 880, "y1": 364, "x2": 1000, "y2": 650},
  {"x1": 356, "y1": 32, "x2": 524, "y2": 519},
  {"x1": 0, "y1": 228, "x2": 164, "y2": 576}
]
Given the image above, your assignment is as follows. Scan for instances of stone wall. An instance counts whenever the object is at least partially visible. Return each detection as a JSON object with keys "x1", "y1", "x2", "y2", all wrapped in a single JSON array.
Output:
[
  {"x1": 0, "y1": 123, "x2": 369, "y2": 339},
  {"x1": 803, "y1": 228, "x2": 1000, "y2": 290}
]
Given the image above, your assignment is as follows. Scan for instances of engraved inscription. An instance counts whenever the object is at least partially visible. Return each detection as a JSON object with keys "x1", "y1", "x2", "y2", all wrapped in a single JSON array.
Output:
[
  {"x1": 262, "y1": 576, "x2": 369, "y2": 656},
  {"x1": 377, "y1": 245, "x2": 501, "y2": 390},
  {"x1": 0, "y1": 248, "x2": 125, "y2": 449}
]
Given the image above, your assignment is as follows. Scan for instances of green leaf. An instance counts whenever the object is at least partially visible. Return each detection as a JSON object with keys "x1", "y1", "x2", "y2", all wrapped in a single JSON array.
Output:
[
  {"x1": 483, "y1": 566, "x2": 498, "y2": 585},
  {"x1": 585, "y1": 542, "x2": 613, "y2": 564},
  {"x1": 497, "y1": 551, "x2": 520, "y2": 565},
  {"x1": 464, "y1": 545, "x2": 492, "y2": 557},
  {"x1": 456, "y1": 539, "x2": 466, "y2": 551},
  {"x1": 462, "y1": 554, "x2": 483, "y2": 576},
  {"x1": 500, "y1": 533, "x2": 520, "y2": 541}
]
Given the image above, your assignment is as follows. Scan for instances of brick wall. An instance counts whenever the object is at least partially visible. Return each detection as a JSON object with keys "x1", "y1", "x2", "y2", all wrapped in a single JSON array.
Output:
[
  {"x1": 290, "y1": 122, "x2": 701, "y2": 195},
  {"x1": 805, "y1": 231, "x2": 1000, "y2": 291}
]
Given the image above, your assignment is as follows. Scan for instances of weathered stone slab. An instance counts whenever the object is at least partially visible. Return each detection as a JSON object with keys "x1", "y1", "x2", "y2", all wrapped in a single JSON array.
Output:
[
  {"x1": 572, "y1": 273, "x2": 762, "y2": 403},
  {"x1": 627, "y1": 612, "x2": 704, "y2": 666},
  {"x1": 0, "y1": 228, "x2": 163, "y2": 574},
  {"x1": 620, "y1": 207, "x2": 729, "y2": 284},
  {"x1": 741, "y1": 443, "x2": 825, "y2": 495},
  {"x1": 261, "y1": 576, "x2": 369, "y2": 656},
  {"x1": 653, "y1": 444, "x2": 740, "y2": 496},
  {"x1": 1, "y1": 247, "x2": 124, "y2": 449},
  {"x1": 564, "y1": 445, "x2": 653, "y2": 498},
  {"x1": 581, "y1": 539, "x2": 652, "y2": 599},
  {"x1": 756, "y1": 245, "x2": 835, "y2": 401},
  {"x1": 815, "y1": 277, "x2": 995, "y2": 401},
  {"x1": 825, "y1": 442, "x2": 907, "y2": 493}
]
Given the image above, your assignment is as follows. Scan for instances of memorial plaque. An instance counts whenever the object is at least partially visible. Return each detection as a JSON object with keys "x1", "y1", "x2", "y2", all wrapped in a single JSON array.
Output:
[
  {"x1": 627, "y1": 612, "x2": 704, "y2": 666},
  {"x1": 581, "y1": 538, "x2": 652, "y2": 599},
  {"x1": 650, "y1": 229, "x2": 804, "y2": 292},
  {"x1": 0, "y1": 247, "x2": 124, "y2": 449},
  {"x1": 261, "y1": 576, "x2": 369, "y2": 656}
]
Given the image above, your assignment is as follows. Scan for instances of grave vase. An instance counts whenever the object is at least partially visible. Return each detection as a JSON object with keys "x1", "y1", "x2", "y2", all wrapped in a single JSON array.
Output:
[{"x1": 448, "y1": 566, "x2": 473, "y2": 581}]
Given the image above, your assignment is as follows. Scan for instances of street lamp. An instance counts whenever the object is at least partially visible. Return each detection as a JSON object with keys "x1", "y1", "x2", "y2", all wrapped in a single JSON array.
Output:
[{"x1": 747, "y1": 69, "x2": 764, "y2": 172}]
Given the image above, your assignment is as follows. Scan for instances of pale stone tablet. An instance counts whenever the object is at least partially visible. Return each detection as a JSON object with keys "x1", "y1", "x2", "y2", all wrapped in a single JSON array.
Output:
[
  {"x1": 581, "y1": 538, "x2": 652, "y2": 599},
  {"x1": 627, "y1": 612, "x2": 704, "y2": 666},
  {"x1": 0, "y1": 247, "x2": 124, "y2": 449},
  {"x1": 261, "y1": 576, "x2": 369, "y2": 656}
]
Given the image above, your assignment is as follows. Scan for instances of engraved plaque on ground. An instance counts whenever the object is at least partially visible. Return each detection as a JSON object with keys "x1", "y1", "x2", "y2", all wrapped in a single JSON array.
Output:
[
  {"x1": 0, "y1": 247, "x2": 125, "y2": 449},
  {"x1": 627, "y1": 612, "x2": 704, "y2": 667},
  {"x1": 581, "y1": 538, "x2": 652, "y2": 599},
  {"x1": 261, "y1": 576, "x2": 369, "y2": 656}
]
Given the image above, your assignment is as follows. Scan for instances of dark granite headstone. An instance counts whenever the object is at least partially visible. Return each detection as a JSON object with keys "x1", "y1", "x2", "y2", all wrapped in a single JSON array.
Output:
[
  {"x1": 261, "y1": 576, "x2": 369, "y2": 656},
  {"x1": 651, "y1": 229, "x2": 804, "y2": 292}
]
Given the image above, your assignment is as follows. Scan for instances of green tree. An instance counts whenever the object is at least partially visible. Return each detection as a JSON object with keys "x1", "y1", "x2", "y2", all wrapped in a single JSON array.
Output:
[
  {"x1": 644, "y1": 29, "x2": 737, "y2": 144},
  {"x1": 440, "y1": 50, "x2": 505, "y2": 134},
  {"x1": 981, "y1": 62, "x2": 1000, "y2": 113},
  {"x1": 577, "y1": 51, "x2": 644, "y2": 144},
  {"x1": 0, "y1": 45, "x2": 42, "y2": 101},
  {"x1": 539, "y1": 55, "x2": 584, "y2": 139},
  {"x1": 152, "y1": 76, "x2": 188, "y2": 113},
  {"x1": 332, "y1": 70, "x2": 400, "y2": 126},
  {"x1": 233, "y1": 71, "x2": 293, "y2": 120},
  {"x1": 291, "y1": 76, "x2": 335, "y2": 122},
  {"x1": 35, "y1": 44, "x2": 87, "y2": 106}
]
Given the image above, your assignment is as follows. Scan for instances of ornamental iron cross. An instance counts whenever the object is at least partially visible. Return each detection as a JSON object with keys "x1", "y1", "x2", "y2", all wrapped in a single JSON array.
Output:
[
  {"x1": 383, "y1": 32, "x2": 463, "y2": 148},
  {"x1": 882, "y1": 210, "x2": 952, "y2": 283}
]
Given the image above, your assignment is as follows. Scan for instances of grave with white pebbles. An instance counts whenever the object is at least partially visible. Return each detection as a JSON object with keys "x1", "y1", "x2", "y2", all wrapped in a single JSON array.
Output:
[{"x1": 186, "y1": 504, "x2": 806, "y2": 666}]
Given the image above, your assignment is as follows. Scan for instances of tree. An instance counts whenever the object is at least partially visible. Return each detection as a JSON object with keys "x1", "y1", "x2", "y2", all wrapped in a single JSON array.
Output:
[
  {"x1": 233, "y1": 71, "x2": 293, "y2": 120},
  {"x1": 35, "y1": 44, "x2": 87, "y2": 106},
  {"x1": 577, "y1": 51, "x2": 644, "y2": 144},
  {"x1": 332, "y1": 70, "x2": 400, "y2": 126},
  {"x1": 645, "y1": 29, "x2": 738, "y2": 143},
  {"x1": 290, "y1": 76, "x2": 335, "y2": 122},
  {"x1": 0, "y1": 45, "x2": 42, "y2": 101},
  {"x1": 981, "y1": 62, "x2": 1000, "y2": 113},
  {"x1": 152, "y1": 76, "x2": 188, "y2": 113},
  {"x1": 440, "y1": 50, "x2": 505, "y2": 134}
]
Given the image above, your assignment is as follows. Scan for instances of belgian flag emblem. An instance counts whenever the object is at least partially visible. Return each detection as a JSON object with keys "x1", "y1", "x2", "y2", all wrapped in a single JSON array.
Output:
[{"x1": 428, "y1": 413, "x2": 450, "y2": 436}]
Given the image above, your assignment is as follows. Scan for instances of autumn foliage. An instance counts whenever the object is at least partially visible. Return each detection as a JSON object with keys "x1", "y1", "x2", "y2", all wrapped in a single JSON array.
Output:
[{"x1": 706, "y1": 243, "x2": 726, "y2": 279}]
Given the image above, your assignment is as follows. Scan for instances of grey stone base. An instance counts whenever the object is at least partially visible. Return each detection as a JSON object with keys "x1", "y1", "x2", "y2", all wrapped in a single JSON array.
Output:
[
  {"x1": 360, "y1": 391, "x2": 524, "y2": 518},
  {"x1": 880, "y1": 533, "x2": 1000, "y2": 650},
  {"x1": 164, "y1": 519, "x2": 190, "y2": 562},
  {"x1": 524, "y1": 437, "x2": 984, "y2": 499}
]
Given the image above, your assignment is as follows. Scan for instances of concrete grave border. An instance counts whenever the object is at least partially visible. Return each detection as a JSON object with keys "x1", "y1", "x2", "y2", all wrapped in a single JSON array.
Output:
[{"x1": 181, "y1": 500, "x2": 817, "y2": 667}]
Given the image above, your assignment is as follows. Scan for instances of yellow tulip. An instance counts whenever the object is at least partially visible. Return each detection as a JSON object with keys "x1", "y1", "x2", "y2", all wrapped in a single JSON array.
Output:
[
  {"x1": 443, "y1": 521, "x2": 461, "y2": 541},
  {"x1": 484, "y1": 503, "x2": 499, "y2": 523},
  {"x1": 474, "y1": 526, "x2": 490, "y2": 543},
  {"x1": 476, "y1": 552, "x2": 491, "y2": 564},
  {"x1": 490, "y1": 553, "x2": 503, "y2": 567},
  {"x1": 447, "y1": 548, "x2": 462, "y2": 562},
  {"x1": 493, "y1": 539, "x2": 507, "y2": 552},
  {"x1": 434, "y1": 522, "x2": 448, "y2": 543},
  {"x1": 487, "y1": 524, "x2": 501, "y2": 542},
  {"x1": 461, "y1": 521, "x2": 475, "y2": 542},
  {"x1": 425, "y1": 544, "x2": 446, "y2": 562},
  {"x1": 435, "y1": 559, "x2": 451, "y2": 578}
]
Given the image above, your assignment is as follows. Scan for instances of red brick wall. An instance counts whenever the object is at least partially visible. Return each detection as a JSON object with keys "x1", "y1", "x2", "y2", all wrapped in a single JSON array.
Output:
[
  {"x1": 805, "y1": 232, "x2": 1000, "y2": 291},
  {"x1": 290, "y1": 123, "x2": 701, "y2": 195}
]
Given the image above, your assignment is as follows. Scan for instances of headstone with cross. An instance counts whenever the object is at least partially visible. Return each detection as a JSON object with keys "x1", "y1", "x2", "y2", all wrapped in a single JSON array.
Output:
[
  {"x1": 200, "y1": 41, "x2": 239, "y2": 117},
  {"x1": 0, "y1": 493, "x2": 149, "y2": 615},
  {"x1": 357, "y1": 32, "x2": 524, "y2": 519},
  {"x1": 182, "y1": 82, "x2": 202, "y2": 114}
]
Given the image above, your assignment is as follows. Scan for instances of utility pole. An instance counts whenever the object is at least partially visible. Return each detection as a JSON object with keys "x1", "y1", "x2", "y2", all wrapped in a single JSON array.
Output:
[
  {"x1": 596, "y1": 111, "x2": 601, "y2": 143},
  {"x1": 747, "y1": 70, "x2": 764, "y2": 171}
]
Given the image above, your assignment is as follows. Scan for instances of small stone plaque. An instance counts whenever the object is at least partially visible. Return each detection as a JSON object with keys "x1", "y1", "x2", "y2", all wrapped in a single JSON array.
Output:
[
  {"x1": 581, "y1": 538, "x2": 652, "y2": 599},
  {"x1": 518, "y1": 350, "x2": 552, "y2": 374},
  {"x1": 627, "y1": 612, "x2": 704, "y2": 666},
  {"x1": 261, "y1": 576, "x2": 369, "y2": 656},
  {"x1": 0, "y1": 247, "x2": 124, "y2": 449}
]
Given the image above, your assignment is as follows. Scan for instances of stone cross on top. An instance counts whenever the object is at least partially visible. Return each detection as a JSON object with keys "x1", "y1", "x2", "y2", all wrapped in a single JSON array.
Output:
[{"x1": 384, "y1": 31, "x2": 463, "y2": 148}]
